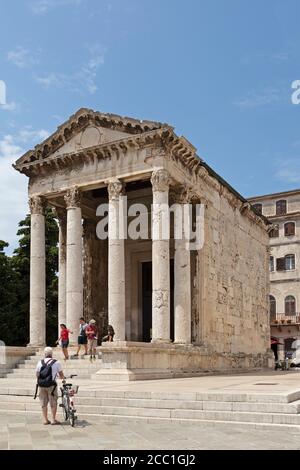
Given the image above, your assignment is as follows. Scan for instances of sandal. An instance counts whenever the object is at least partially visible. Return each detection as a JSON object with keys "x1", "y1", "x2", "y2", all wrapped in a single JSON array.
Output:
[
  {"x1": 51, "y1": 420, "x2": 61, "y2": 425},
  {"x1": 43, "y1": 420, "x2": 51, "y2": 425}
]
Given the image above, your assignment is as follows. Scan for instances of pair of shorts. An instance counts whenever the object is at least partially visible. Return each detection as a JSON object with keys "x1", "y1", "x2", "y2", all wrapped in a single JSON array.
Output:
[
  {"x1": 78, "y1": 335, "x2": 87, "y2": 345},
  {"x1": 88, "y1": 338, "x2": 97, "y2": 350},
  {"x1": 39, "y1": 386, "x2": 58, "y2": 408},
  {"x1": 61, "y1": 340, "x2": 69, "y2": 348}
]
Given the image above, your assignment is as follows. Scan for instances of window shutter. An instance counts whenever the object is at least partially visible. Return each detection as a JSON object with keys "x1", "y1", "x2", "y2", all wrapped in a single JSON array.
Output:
[
  {"x1": 285, "y1": 223, "x2": 295, "y2": 236},
  {"x1": 276, "y1": 257, "x2": 286, "y2": 271}
]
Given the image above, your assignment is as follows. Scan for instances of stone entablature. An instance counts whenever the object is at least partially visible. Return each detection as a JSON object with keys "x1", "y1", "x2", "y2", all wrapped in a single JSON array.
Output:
[{"x1": 14, "y1": 110, "x2": 267, "y2": 233}]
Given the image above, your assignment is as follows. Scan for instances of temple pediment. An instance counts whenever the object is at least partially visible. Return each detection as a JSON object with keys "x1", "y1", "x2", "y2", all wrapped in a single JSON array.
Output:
[
  {"x1": 50, "y1": 125, "x2": 133, "y2": 159},
  {"x1": 14, "y1": 108, "x2": 167, "y2": 169}
]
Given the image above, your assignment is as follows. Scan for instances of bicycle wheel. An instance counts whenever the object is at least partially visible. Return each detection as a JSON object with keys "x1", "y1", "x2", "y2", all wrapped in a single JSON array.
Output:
[
  {"x1": 69, "y1": 410, "x2": 76, "y2": 427},
  {"x1": 62, "y1": 396, "x2": 69, "y2": 421}
]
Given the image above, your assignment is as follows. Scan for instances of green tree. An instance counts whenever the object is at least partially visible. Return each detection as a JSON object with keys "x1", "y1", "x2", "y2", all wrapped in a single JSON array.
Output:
[
  {"x1": 0, "y1": 241, "x2": 18, "y2": 344},
  {"x1": 8, "y1": 208, "x2": 59, "y2": 346}
]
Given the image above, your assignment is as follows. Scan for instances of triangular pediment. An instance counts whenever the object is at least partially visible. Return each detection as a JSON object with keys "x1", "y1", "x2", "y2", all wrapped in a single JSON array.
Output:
[
  {"x1": 15, "y1": 108, "x2": 166, "y2": 168},
  {"x1": 51, "y1": 125, "x2": 132, "y2": 159}
]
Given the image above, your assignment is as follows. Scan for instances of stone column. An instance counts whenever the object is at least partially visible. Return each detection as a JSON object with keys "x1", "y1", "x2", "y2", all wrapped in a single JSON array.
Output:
[
  {"x1": 29, "y1": 195, "x2": 46, "y2": 346},
  {"x1": 173, "y1": 189, "x2": 191, "y2": 344},
  {"x1": 108, "y1": 179, "x2": 126, "y2": 341},
  {"x1": 55, "y1": 208, "x2": 67, "y2": 335},
  {"x1": 64, "y1": 187, "x2": 83, "y2": 345},
  {"x1": 151, "y1": 169, "x2": 170, "y2": 343}
]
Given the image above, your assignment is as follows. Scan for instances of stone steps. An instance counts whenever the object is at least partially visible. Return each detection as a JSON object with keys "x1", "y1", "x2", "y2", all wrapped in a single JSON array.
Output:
[
  {"x1": 0, "y1": 393, "x2": 299, "y2": 414},
  {"x1": 1, "y1": 351, "x2": 102, "y2": 380},
  {"x1": 1, "y1": 395, "x2": 300, "y2": 427},
  {"x1": 1, "y1": 350, "x2": 300, "y2": 430}
]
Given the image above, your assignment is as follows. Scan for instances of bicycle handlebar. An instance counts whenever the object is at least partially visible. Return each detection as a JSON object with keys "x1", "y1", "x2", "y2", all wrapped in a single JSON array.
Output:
[{"x1": 62, "y1": 374, "x2": 77, "y2": 382}]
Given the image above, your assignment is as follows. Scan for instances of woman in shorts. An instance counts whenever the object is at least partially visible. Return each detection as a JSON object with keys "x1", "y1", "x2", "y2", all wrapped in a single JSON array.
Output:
[{"x1": 56, "y1": 324, "x2": 72, "y2": 361}]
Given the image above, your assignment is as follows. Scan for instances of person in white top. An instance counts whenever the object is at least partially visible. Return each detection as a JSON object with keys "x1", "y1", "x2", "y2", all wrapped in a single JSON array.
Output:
[{"x1": 36, "y1": 347, "x2": 65, "y2": 425}]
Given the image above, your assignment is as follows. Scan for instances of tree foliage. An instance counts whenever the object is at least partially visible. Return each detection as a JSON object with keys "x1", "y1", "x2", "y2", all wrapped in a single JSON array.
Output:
[{"x1": 0, "y1": 209, "x2": 58, "y2": 346}]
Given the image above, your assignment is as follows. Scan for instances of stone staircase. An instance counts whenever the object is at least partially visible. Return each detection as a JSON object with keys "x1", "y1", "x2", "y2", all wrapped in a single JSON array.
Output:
[
  {"x1": 2, "y1": 349, "x2": 102, "y2": 381},
  {"x1": 0, "y1": 387, "x2": 300, "y2": 431},
  {"x1": 7, "y1": 353, "x2": 101, "y2": 382},
  {"x1": 1, "y1": 377, "x2": 300, "y2": 430},
  {"x1": 1, "y1": 352, "x2": 300, "y2": 430},
  {"x1": 0, "y1": 365, "x2": 14, "y2": 378}
]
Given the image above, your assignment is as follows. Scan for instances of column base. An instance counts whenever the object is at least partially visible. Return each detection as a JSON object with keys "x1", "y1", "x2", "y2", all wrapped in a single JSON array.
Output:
[{"x1": 151, "y1": 338, "x2": 171, "y2": 344}]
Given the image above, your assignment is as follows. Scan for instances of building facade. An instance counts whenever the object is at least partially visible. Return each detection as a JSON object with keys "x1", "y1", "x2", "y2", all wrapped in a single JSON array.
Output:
[
  {"x1": 14, "y1": 108, "x2": 271, "y2": 379},
  {"x1": 249, "y1": 189, "x2": 300, "y2": 360}
]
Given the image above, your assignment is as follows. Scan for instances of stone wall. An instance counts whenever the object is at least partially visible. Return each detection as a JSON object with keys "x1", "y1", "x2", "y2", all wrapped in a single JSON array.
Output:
[{"x1": 198, "y1": 189, "x2": 270, "y2": 356}]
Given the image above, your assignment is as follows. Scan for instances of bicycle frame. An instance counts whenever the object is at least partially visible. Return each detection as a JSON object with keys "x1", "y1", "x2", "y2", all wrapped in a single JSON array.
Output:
[{"x1": 59, "y1": 375, "x2": 78, "y2": 426}]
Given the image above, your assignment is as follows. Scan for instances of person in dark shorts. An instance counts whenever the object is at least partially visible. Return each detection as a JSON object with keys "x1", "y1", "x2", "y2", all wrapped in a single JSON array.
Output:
[
  {"x1": 56, "y1": 324, "x2": 72, "y2": 361},
  {"x1": 72, "y1": 317, "x2": 88, "y2": 358}
]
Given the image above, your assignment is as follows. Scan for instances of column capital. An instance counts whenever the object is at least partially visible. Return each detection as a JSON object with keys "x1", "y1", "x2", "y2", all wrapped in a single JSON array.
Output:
[
  {"x1": 64, "y1": 186, "x2": 81, "y2": 209},
  {"x1": 151, "y1": 169, "x2": 170, "y2": 192},
  {"x1": 107, "y1": 179, "x2": 125, "y2": 200},
  {"x1": 169, "y1": 186, "x2": 190, "y2": 205},
  {"x1": 29, "y1": 195, "x2": 46, "y2": 215}
]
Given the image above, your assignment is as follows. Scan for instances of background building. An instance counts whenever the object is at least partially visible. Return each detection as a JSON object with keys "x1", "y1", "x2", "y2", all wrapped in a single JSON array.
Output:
[{"x1": 249, "y1": 189, "x2": 300, "y2": 360}]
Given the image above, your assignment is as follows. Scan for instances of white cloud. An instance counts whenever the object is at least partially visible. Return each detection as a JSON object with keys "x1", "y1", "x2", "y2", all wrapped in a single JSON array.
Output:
[
  {"x1": 0, "y1": 128, "x2": 49, "y2": 253},
  {"x1": 7, "y1": 46, "x2": 39, "y2": 69},
  {"x1": 35, "y1": 43, "x2": 106, "y2": 95},
  {"x1": 275, "y1": 159, "x2": 300, "y2": 184},
  {"x1": 29, "y1": 0, "x2": 83, "y2": 15},
  {"x1": 18, "y1": 127, "x2": 50, "y2": 143},
  {"x1": 35, "y1": 73, "x2": 61, "y2": 87},
  {"x1": 235, "y1": 88, "x2": 282, "y2": 108},
  {"x1": 0, "y1": 101, "x2": 17, "y2": 111}
]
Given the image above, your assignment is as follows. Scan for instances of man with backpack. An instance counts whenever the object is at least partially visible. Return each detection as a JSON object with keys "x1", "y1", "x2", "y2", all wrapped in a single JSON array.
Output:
[{"x1": 35, "y1": 347, "x2": 65, "y2": 425}]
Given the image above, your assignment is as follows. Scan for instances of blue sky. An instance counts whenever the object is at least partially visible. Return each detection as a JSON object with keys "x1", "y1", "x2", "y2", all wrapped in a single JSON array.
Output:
[{"x1": 1, "y1": 0, "x2": 300, "y2": 249}]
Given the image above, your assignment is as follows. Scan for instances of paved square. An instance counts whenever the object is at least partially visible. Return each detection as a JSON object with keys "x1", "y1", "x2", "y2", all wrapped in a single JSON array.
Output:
[{"x1": 0, "y1": 411, "x2": 300, "y2": 450}]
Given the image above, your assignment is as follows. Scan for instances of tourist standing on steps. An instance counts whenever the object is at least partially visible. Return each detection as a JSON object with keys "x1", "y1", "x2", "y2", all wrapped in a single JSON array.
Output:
[
  {"x1": 56, "y1": 324, "x2": 73, "y2": 361},
  {"x1": 35, "y1": 347, "x2": 65, "y2": 425},
  {"x1": 72, "y1": 317, "x2": 88, "y2": 358},
  {"x1": 85, "y1": 319, "x2": 98, "y2": 362}
]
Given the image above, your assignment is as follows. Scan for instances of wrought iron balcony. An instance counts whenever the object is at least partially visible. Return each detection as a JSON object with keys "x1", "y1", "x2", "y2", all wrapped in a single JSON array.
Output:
[{"x1": 270, "y1": 313, "x2": 300, "y2": 325}]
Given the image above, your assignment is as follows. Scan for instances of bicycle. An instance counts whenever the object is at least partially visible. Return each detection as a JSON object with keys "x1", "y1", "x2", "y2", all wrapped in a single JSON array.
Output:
[{"x1": 59, "y1": 374, "x2": 79, "y2": 427}]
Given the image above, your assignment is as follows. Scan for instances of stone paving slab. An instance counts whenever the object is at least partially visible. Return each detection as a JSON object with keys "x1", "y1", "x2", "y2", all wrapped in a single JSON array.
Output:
[{"x1": 1, "y1": 411, "x2": 300, "y2": 450}]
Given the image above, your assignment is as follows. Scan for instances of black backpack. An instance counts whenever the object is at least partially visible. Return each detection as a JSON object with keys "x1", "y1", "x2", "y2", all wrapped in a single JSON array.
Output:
[{"x1": 38, "y1": 359, "x2": 57, "y2": 388}]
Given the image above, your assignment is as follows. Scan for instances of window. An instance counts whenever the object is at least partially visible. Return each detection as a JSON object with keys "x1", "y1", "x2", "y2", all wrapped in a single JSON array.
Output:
[
  {"x1": 276, "y1": 200, "x2": 287, "y2": 215},
  {"x1": 270, "y1": 295, "x2": 276, "y2": 318},
  {"x1": 269, "y1": 256, "x2": 274, "y2": 272},
  {"x1": 252, "y1": 203, "x2": 262, "y2": 215},
  {"x1": 284, "y1": 222, "x2": 295, "y2": 236},
  {"x1": 285, "y1": 295, "x2": 296, "y2": 315},
  {"x1": 276, "y1": 254, "x2": 296, "y2": 271},
  {"x1": 285, "y1": 254, "x2": 295, "y2": 270},
  {"x1": 269, "y1": 225, "x2": 279, "y2": 238}
]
